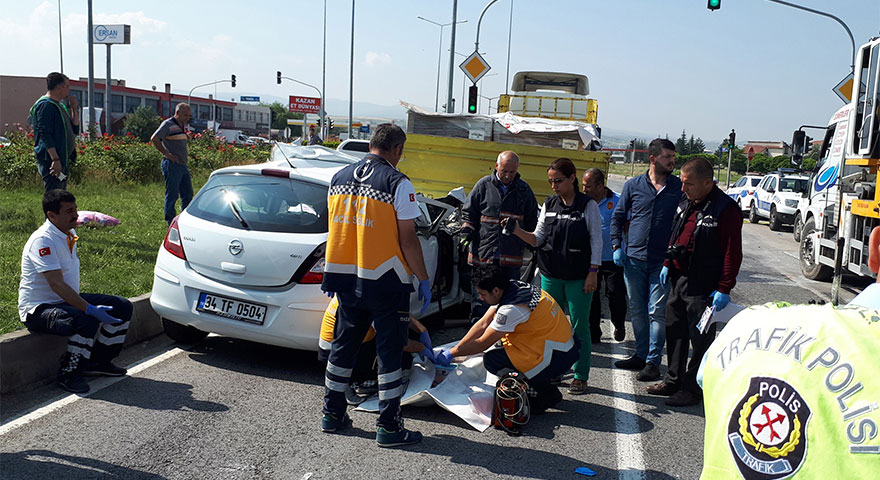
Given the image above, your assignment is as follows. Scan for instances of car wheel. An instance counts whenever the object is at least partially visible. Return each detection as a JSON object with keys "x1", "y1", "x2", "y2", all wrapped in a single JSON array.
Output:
[
  {"x1": 768, "y1": 206, "x2": 781, "y2": 231},
  {"x1": 799, "y1": 217, "x2": 833, "y2": 281},
  {"x1": 737, "y1": 198, "x2": 747, "y2": 218},
  {"x1": 748, "y1": 203, "x2": 760, "y2": 224},
  {"x1": 162, "y1": 317, "x2": 209, "y2": 344},
  {"x1": 793, "y1": 214, "x2": 803, "y2": 243}
]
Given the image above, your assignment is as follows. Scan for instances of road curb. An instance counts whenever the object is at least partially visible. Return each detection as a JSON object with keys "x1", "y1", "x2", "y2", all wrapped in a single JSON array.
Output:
[{"x1": 0, "y1": 293, "x2": 162, "y2": 394}]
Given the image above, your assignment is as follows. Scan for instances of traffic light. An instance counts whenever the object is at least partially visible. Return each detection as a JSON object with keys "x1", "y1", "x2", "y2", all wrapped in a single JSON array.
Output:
[
  {"x1": 728, "y1": 129, "x2": 736, "y2": 148},
  {"x1": 467, "y1": 85, "x2": 478, "y2": 114},
  {"x1": 328, "y1": 118, "x2": 334, "y2": 130},
  {"x1": 707, "y1": 0, "x2": 721, "y2": 11},
  {"x1": 276, "y1": 71, "x2": 282, "y2": 85},
  {"x1": 231, "y1": 74, "x2": 236, "y2": 88}
]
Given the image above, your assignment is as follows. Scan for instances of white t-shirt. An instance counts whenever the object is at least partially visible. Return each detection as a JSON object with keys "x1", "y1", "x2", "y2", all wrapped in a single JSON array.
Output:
[
  {"x1": 18, "y1": 220, "x2": 80, "y2": 322},
  {"x1": 393, "y1": 179, "x2": 421, "y2": 221},
  {"x1": 489, "y1": 304, "x2": 531, "y2": 333}
]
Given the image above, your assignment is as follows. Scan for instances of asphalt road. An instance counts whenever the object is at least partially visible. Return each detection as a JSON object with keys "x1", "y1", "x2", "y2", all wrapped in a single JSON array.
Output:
[{"x1": 1, "y1": 176, "x2": 872, "y2": 479}]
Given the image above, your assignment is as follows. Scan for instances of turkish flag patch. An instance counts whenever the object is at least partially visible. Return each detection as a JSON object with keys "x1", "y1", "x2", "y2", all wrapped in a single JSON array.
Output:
[
  {"x1": 38, "y1": 247, "x2": 51, "y2": 257},
  {"x1": 409, "y1": 193, "x2": 415, "y2": 202}
]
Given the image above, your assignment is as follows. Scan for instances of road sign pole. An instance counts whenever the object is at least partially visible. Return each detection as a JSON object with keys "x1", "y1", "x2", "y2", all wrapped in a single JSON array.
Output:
[{"x1": 105, "y1": 44, "x2": 111, "y2": 134}]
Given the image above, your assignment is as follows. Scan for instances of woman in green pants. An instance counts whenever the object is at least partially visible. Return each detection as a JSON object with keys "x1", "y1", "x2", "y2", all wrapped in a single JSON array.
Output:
[{"x1": 505, "y1": 158, "x2": 602, "y2": 394}]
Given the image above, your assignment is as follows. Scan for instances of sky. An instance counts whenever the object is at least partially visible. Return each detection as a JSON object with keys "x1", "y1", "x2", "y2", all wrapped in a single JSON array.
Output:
[{"x1": 3, "y1": 0, "x2": 879, "y2": 146}]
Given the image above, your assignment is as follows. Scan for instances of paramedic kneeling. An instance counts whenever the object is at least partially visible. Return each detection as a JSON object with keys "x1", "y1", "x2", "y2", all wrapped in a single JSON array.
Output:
[{"x1": 438, "y1": 266, "x2": 579, "y2": 412}]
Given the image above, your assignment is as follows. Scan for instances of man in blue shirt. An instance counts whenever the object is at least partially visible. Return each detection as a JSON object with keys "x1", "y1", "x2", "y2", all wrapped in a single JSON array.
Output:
[
  {"x1": 610, "y1": 138, "x2": 682, "y2": 382},
  {"x1": 582, "y1": 168, "x2": 626, "y2": 343}
]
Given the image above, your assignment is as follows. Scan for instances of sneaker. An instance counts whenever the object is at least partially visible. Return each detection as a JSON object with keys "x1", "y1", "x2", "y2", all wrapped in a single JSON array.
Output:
[
  {"x1": 376, "y1": 426, "x2": 423, "y2": 447},
  {"x1": 665, "y1": 390, "x2": 702, "y2": 407},
  {"x1": 636, "y1": 363, "x2": 660, "y2": 382},
  {"x1": 613, "y1": 326, "x2": 626, "y2": 342},
  {"x1": 345, "y1": 386, "x2": 365, "y2": 406},
  {"x1": 321, "y1": 413, "x2": 352, "y2": 433},
  {"x1": 646, "y1": 381, "x2": 679, "y2": 396},
  {"x1": 354, "y1": 379, "x2": 378, "y2": 396},
  {"x1": 82, "y1": 361, "x2": 127, "y2": 377},
  {"x1": 549, "y1": 375, "x2": 564, "y2": 385},
  {"x1": 532, "y1": 386, "x2": 563, "y2": 414},
  {"x1": 57, "y1": 374, "x2": 90, "y2": 394},
  {"x1": 614, "y1": 355, "x2": 646, "y2": 371},
  {"x1": 567, "y1": 378, "x2": 588, "y2": 395}
]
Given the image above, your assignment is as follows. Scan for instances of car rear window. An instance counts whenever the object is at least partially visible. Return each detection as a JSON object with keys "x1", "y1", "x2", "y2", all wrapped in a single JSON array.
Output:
[
  {"x1": 341, "y1": 141, "x2": 370, "y2": 153},
  {"x1": 187, "y1": 173, "x2": 328, "y2": 233}
]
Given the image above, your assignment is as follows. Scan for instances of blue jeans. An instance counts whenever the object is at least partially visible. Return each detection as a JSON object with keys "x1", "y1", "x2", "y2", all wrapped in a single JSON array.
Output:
[
  {"x1": 161, "y1": 159, "x2": 193, "y2": 224},
  {"x1": 622, "y1": 256, "x2": 669, "y2": 366},
  {"x1": 37, "y1": 159, "x2": 69, "y2": 192}
]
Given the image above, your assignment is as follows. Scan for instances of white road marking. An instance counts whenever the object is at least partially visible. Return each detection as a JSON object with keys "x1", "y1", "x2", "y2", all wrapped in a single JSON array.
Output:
[
  {"x1": 611, "y1": 343, "x2": 647, "y2": 480},
  {"x1": 783, "y1": 251, "x2": 798, "y2": 260},
  {"x1": 0, "y1": 347, "x2": 185, "y2": 436}
]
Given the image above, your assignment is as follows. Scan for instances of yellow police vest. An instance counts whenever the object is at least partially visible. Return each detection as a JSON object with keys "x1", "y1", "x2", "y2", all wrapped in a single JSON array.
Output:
[
  {"x1": 318, "y1": 295, "x2": 376, "y2": 353},
  {"x1": 501, "y1": 288, "x2": 575, "y2": 378},
  {"x1": 700, "y1": 302, "x2": 880, "y2": 479},
  {"x1": 322, "y1": 155, "x2": 413, "y2": 296}
]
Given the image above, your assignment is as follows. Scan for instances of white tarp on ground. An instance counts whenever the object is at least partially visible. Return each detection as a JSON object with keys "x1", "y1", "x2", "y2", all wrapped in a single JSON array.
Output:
[{"x1": 356, "y1": 345, "x2": 499, "y2": 432}]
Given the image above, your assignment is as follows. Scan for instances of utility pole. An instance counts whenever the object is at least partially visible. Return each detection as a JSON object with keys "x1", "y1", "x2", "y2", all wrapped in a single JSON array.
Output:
[
  {"x1": 87, "y1": 0, "x2": 95, "y2": 135},
  {"x1": 322, "y1": 0, "x2": 327, "y2": 140},
  {"x1": 446, "y1": 0, "x2": 458, "y2": 113},
  {"x1": 726, "y1": 129, "x2": 735, "y2": 189},
  {"x1": 348, "y1": 0, "x2": 355, "y2": 139},
  {"x1": 57, "y1": 0, "x2": 63, "y2": 73},
  {"x1": 504, "y1": 0, "x2": 513, "y2": 94}
]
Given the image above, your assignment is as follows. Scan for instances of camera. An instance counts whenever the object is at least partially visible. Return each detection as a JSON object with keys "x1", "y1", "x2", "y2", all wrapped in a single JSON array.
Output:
[
  {"x1": 665, "y1": 244, "x2": 687, "y2": 261},
  {"x1": 502, "y1": 217, "x2": 517, "y2": 236}
]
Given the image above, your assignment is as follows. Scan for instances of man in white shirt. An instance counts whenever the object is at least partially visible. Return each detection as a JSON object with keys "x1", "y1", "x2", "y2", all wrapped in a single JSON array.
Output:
[{"x1": 18, "y1": 189, "x2": 132, "y2": 394}]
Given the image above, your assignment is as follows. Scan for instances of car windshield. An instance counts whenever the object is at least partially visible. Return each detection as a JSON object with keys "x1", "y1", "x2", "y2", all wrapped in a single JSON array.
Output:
[
  {"x1": 187, "y1": 173, "x2": 328, "y2": 233},
  {"x1": 271, "y1": 144, "x2": 358, "y2": 168},
  {"x1": 778, "y1": 178, "x2": 808, "y2": 193},
  {"x1": 750, "y1": 178, "x2": 761, "y2": 187}
]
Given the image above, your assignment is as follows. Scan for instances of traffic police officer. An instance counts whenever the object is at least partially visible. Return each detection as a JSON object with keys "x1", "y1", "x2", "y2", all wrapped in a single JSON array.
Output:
[{"x1": 320, "y1": 123, "x2": 431, "y2": 448}]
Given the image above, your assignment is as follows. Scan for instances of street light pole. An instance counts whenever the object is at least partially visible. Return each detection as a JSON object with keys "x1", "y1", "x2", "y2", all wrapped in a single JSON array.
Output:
[
  {"x1": 279, "y1": 75, "x2": 324, "y2": 141},
  {"x1": 188, "y1": 79, "x2": 234, "y2": 130},
  {"x1": 418, "y1": 17, "x2": 468, "y2": 113},
  {"x1": 349, "y1": 0, "x2": 355, "y2": 139},
  {"x1": 57, "y1": 0, "x2": 63, "y2": 73},
  {"x1": 322, "y1": 0, "x2": 327, "y2": 140},
  {"x1": 445, "y1": 0, "x2": 458, "y2": 113},
  {"x1": 505, "y1": 0, "x2": 513, "y2": 94}
]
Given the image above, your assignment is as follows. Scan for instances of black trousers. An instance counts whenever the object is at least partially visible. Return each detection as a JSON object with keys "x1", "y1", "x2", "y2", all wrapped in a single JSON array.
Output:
[
  {"x1": 589, "y1": 261, "x2": 627, "y2": 339},
  {"x1": 663, "y1": 271, "x2": 717, "y2": 394}
]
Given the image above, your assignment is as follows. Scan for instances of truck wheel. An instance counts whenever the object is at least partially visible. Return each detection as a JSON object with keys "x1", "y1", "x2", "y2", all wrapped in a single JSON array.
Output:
[
  {"x1": 768, "y1": 206, "x2": 781, "y2": 231},
  {"x1": 793, "y1": 215, "x2": 803, "y2": 243},
  {"x1": 162, "y1": 318, "x2": 208, "y2": 344},
  {"x1": 749, "y1": 203, "x2": 760, "y2": 224},
  {"x1": 799, "y1": 218, "x2": 833, "y2": 281}
]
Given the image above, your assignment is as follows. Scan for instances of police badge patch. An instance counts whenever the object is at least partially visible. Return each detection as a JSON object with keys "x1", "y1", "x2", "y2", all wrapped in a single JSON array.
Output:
[
  {"x1": 496, "y1": 313, "x2": 507, "y2": 325},
  {"x1": 727, "y1": 377, "x2": 812, "y2": 479}
]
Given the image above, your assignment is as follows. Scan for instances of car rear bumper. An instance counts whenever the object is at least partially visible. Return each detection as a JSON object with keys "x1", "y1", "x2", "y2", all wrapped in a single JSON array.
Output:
[{"x1": 151, "y1": 248, "x2": 327, "y2": 351}]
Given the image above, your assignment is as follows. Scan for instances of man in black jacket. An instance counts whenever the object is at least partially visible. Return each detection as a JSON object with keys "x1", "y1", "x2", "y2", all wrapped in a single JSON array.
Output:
[{"x1": 462, "y1": 151, "x2": 538, "y2": 322}]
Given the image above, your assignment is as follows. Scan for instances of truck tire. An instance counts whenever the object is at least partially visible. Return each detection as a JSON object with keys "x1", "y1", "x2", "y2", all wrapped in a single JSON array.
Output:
[
  {"x1": 768, "y1": 206, "x2": 781, "y2": 231},
  {"x1": 793, "y1": 215, "x2": 803, "y2": 243},
  {"x1": 799, "y1": 218, "x2": 833, "y2": 281},
  {"x1": 162, "y1": 317, "x2": 208, "y2": 344},
  {"x1": 749, "y1": 203, "x2": 760, "y2": 224}
]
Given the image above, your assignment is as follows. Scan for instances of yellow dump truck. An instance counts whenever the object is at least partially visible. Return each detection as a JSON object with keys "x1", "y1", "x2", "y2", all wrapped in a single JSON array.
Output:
[{"x1": 400, "y1": 71, "x2": 608, "y2": 200}]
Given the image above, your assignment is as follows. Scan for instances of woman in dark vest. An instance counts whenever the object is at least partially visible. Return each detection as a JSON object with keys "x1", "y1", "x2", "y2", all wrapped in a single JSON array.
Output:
[{"x1": 505, "y1": 157, "x2": 603, "y2": 395}]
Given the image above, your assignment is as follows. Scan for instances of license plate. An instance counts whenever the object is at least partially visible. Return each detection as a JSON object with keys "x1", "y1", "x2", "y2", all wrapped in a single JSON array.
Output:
[{"x1": 197, "y1": 292, "x2": 267, "y2": 325}]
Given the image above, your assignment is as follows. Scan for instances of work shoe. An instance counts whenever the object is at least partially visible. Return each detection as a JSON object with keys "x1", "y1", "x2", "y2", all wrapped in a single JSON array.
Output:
[
  {"x1": 376, "y1": 426, "x2": 423, "y2": 448},
  {"x1": 57, "y1": 373, "x2": 90, "y2": 394},
  {"x1": 82, "y1": 361, "x2": 127, "y2": 377},
  {"x1": 531, "y1": 386, "x2": 563, "y2": 414},
  {"x1": 614, "y1": 355, "x2": 646, "y2": 371},
  {"x1": 354, "y1": 379, "x2": 378, "y2": 396},
  {"x1": 549, "y1": 375, "x2": 564, "y2": 385},
  {"x1": 321, "y1": 413, "x2": 352, "y2": 433},
  {"x1": 636, "y1": 363, "x2": 660, "y2": 382},
  {"x1": 345, "y1": 386, "x2": 365, "y2": 406},
  {"x1": 613, "y1": 327, "x2": 626, "y2": 342},
  {"x1": 665, "y1": 390, "x2": 702, "y2": 407},
  {"x1": 567, "y1": 378, "x2": 588, "y2": 395},
  {"x1": 646, "y1": 381, "x2": 679, "y2": 396}
]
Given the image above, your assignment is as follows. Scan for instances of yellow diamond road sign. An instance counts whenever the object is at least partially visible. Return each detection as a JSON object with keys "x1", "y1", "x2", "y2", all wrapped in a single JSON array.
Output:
[
  {"x1": 460, "y1": 51, "x2": 491, "y2": 84},
  {"x1": 833, "y1": 72, "x2": 854, "y2": 104}
]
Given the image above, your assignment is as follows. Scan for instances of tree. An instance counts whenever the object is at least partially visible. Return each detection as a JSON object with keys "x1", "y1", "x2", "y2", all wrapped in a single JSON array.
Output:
[
  {"x1": 633, "y1": 138, "x2": 648, "y2": 163},
  {"x1": 123, "y1": 106, "x2": 161, "y2": 142},
  {"x1": 263, "y1": 101, "x2": 304, "y2": 130},
  {"x1": 675, "y1": 130, "x2": 688, "y2": 154}
]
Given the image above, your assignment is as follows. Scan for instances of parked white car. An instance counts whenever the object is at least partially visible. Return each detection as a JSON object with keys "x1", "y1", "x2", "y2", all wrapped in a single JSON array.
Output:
[
  {"x1": 747, "y1": 170, "x2": 811, "y2": 231},
  {"x1": 151, "y1": 146, "x2": 468, "y2": 349},
  {"x1": 726, "y1": 174, "x2": 763, "y2": 214},
  {"x1": 336, "y1": 139, "x2": 370, "y2": 159}
]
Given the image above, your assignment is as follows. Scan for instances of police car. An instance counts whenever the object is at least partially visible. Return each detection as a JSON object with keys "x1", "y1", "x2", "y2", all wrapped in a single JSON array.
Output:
[
  {"x1": 747, "y1": 169, "x2": 810, "y2": 231},
  {"x1": 725, "y1": 174, "x2": 763, "y2": 214},
  {"x1": 151, "y1": 145, "x2": 468, "y2": 349}
]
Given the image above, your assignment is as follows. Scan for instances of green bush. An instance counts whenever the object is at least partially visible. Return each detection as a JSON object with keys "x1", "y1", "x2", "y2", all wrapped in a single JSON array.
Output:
[{"x1": 123, "y1": 106, "x2": 161, "y2": 142}]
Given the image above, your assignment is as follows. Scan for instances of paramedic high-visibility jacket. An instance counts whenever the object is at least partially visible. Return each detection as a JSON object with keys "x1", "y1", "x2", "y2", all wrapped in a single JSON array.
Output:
[
  {"x1": 322, "y1": 154, "x2": 414, "y2": 297},
  {"x1": 499, "y1": 281, "x2": 576, "y2": 379},
  {"x1": 700, "y1": 302, "x2": 880, "y2": 479}
]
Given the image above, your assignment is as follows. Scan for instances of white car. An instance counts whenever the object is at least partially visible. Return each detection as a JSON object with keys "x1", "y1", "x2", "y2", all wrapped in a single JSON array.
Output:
[
  {"x1": 726, "y1": 174, "x2": 763, "y2": 214},
  {"x1": 151, "y1": 146, "x2": 468, "y2": 349},
  {"x1": 747, "y1": 170, "x2": 810, "y2": 231},
  {"x1": 336, "y1": 139, "x2": 370, "y2": 159}
]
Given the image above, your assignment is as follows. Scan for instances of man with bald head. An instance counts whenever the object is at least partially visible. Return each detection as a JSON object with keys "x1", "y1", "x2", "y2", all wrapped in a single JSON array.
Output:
[
  {"x1": 462, "y1": 150, "x2": 538, "y2": 322},
  {"x1": 151, "y1": 103, "x2": 193, "y2": 224}
]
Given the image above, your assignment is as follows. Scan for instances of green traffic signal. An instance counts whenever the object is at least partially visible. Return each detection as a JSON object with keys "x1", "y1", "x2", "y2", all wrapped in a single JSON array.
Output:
[
  {"x1": 467, "y1": 85, "x2": 478, "y2": 114},
  {"x1": 707, "y1": 0, "x2": 721, "y2": 10}
]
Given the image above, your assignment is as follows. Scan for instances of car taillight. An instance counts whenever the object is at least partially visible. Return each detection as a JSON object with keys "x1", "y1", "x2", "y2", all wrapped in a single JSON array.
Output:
[
  {"x1": 163, "y1": 216, "x2": 186, "y2": 260},
  {"x1": 299, "y1": 257, "x2": 325, "y2": 284}
]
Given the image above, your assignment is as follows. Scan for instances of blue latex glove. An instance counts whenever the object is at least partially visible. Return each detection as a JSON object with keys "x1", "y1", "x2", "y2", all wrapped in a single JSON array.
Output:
[
  {"x1": 418, "y1": 279, "x2": 432, "y2": 314},
  {"x1": 434, "y1": 348, "x2": 453, "y2": 367},
  {"x1": 86, "y1": 304, "x2": 122, "y2": 324},
  {"x1": 613, "y1": 248, "x2": 624, "y2": 267},
  {"x1": 659, "y1": 266, "x2": 669, "y2": 285},
  {"x1": 418, "y1": 331, "x2": 433, "y2": 359},
  {"x1": 710, "y1": 291, "x2": 730, "y2": 311},
  {"x1": 322, "y1": 290, "x2": 334, "y2": 298}
]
